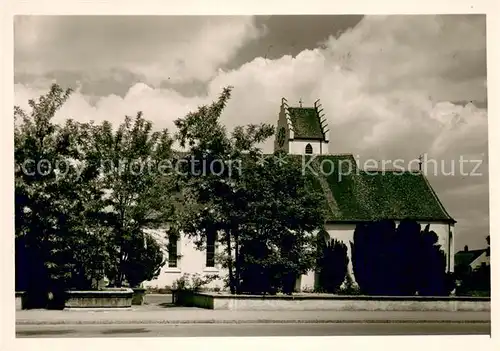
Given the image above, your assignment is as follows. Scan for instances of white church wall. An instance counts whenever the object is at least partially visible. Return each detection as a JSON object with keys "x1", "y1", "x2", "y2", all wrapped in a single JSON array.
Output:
[
  {"x1": 143, "y1": 229, "x2": 226, "y2": 290},
  {"x1": 288, "y1": 140, "x2": 328, "y2": 155},
  {"x1": 299, "y1": 223, "x2": 355, "y2": 291},
  {"x1": 146, "y1": 221, "x2": 454, "y2": 292},
  {"x1": 449, "y1": 223, "x2": 455, "y2": 269}
]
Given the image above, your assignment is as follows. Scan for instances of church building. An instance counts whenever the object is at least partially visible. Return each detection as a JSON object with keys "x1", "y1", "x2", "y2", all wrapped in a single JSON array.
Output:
[{"x1": 146, "y1": 98, "x2": 456, "y2": 291}]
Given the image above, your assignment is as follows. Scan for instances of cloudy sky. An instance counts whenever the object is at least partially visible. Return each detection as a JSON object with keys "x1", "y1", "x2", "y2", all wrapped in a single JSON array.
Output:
[{"x1": 14, "y1": 15, "x2": 488, "y2": 251}]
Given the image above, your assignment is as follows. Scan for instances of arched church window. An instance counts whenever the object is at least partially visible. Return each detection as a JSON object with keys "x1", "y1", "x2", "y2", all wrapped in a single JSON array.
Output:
[{"x1": 305, "y1": 143, "x2": 313, "y2": 154}]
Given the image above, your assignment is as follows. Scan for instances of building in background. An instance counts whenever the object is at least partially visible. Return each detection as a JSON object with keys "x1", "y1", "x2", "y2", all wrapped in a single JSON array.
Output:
[{"x1": 455, "y1": 245, "x2": 490, "y2": 272}]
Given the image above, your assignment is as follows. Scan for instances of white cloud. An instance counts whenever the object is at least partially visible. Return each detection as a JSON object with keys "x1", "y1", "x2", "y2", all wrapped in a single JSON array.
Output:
[
  {"x1": 15, "y1": 16, "x2": 265, "y2": 85},
  {"x1": 15, "y1": 15, "x2": 487, "y2": 160},
  {"x1": 15, "y1": 82, "x2": 209, "y2": 136}
]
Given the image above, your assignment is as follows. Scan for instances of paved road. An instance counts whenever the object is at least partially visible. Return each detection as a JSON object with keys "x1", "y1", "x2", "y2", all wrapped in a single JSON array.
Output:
[{"x1": 16, "y1": 322, "x2": 491, "y2": 337}]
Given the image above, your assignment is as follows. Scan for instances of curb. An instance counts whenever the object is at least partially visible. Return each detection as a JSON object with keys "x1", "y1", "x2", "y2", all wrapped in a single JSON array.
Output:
[{"x1": 16, "y1": 319, "x2": 491, "y2": 326}]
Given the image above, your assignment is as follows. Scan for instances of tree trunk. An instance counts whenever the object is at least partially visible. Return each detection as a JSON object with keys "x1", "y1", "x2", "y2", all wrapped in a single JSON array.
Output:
[
  {"x1": 225, "y1": 230, "x2": 236, "y2": 294},
  {"x1": 116, "y1": 251, "x2": 124, "y2": 287},
  {"x1": 115, "y1": 204, "x2": 126, "y2": 287},
  {"x1": 234, "y1": 229, "x2": 240, "y2": 294}
]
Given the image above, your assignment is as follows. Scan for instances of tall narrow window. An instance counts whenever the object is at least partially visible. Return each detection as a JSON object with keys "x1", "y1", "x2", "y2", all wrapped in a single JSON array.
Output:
[
  {"x1": 167, "y1": 233, "x2": 179, "y2": 268},
  {"x1": 206, "y1": 231, "x2": 216, "y2": 267},
  {"x1": 305, "y1": 143, "x2": 313, "y2": 154}
]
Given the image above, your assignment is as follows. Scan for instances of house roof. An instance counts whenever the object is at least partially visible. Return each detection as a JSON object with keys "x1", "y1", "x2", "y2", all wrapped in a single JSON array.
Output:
[
  {"x1": 287, "y1": 107, "x2": 325, "y2": 140},
  {"x1": 455, "y1": 249, "x2": 487, "y2": 267},
  {"x1": 288, "y1": 154, "x2": 455, "y2": 223}
]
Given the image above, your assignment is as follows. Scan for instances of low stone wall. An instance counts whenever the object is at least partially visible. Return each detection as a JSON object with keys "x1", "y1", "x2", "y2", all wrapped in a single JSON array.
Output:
[
  {"x1": 64, "y1": 288, "x2": 133, "y2": 309},
  {"x1": 174, "y1": 292, "x2": 490, "y2": 312}
]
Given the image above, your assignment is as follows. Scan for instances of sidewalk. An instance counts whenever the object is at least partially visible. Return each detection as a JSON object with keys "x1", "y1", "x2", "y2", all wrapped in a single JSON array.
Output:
[{"x1": 16, "y1": 308, "x2": 491, "y2": 325}]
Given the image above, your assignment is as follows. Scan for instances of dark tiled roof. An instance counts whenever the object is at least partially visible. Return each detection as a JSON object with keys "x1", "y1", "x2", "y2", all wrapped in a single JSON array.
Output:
[
  {"x1": 287, "y1": 154, "x2": 455, "y2": 223},
  {"x1": 171, "y1": 152, "x2": 455, "y2": 224},
  {"x1": 287, "y1": 107, "x2": 325, "y2": 140},
  {"x1": 455, "y1": 249, "x2": 487, "y2": 267}
]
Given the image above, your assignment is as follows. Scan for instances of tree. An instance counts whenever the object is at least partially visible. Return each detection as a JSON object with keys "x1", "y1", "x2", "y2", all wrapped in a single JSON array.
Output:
[
  {"x1": 350, "y1": 219, "x2": 454, "y2": 296},
  {"x1": 15, "y1": 85, "x2": 72, "y2": 302},
  {"x1": 416, "y1": 223, "x2": 455, "y2": 296},
  {"x1": 350, "y1": 220, "x2": 403, "y2": 296},
  {"x1": 237, "y1": 151, "x2": 325, "y2": 294},
  {"x1": 14, "y1": 84, "x2": 110, "y2": 307},
  {"x1": 172, "y1": 87, "x2": 271, "y2": 294},
  {"x1": 486, "y1": 235, "x2": 490, "y2": 256},
  {"x1": 15, "y1": 84, "x2": 173, "y2": 311},
  {"x1": 87, "y1": 114, "x2": 175, "y2": 287},
  {"x1": 172, "y1": 87, "x2": 325, "y2": 294},
  {"x1": 315, "y1": 232, "x2": 349, "y2": 293}
]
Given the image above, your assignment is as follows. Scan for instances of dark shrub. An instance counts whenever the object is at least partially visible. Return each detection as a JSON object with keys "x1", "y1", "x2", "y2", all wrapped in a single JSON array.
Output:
[
  {"x1": 315, "y1": 231, "x2": 349, "y2": 293},
  {"x1": 351, "y1": 219, "x2": 455, "y2": 296},
  {"x1": 122, "y1": 231, "x2": 166, "y2": 288}
]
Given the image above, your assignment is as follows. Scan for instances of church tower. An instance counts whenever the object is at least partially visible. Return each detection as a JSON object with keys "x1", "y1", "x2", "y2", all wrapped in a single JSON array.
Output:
[{"x1": 274, "y1": 98, "x2": 329, "y2": 155}]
